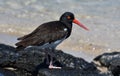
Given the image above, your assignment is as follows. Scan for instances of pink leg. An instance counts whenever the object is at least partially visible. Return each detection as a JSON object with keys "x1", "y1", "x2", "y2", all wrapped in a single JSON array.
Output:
[{"x1": 49, "y1": 61, "x2": 61, "y2": 69}]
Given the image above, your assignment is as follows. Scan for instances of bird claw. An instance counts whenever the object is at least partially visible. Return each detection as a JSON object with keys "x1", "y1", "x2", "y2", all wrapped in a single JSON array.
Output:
[
  {"x1": 49, "y1": 65, "x2": 61, "y2": 69},
  {"x1": 49, "y1": 61, "x2": 61, "y2": 69}
]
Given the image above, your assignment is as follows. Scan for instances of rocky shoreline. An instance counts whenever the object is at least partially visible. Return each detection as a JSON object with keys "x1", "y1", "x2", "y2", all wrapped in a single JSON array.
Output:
[{"x1": 0, "y1": 44, "x2": 119, "y2": 76}]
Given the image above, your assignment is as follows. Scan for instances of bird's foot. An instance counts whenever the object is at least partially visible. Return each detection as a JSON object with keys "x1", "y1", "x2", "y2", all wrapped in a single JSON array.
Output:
[
  {"x1": 49, "y1": 61, "x2": 61, "y2": 69},
  {"x1": 49, "y1": 65, "x2": 62, "y2": 69}
]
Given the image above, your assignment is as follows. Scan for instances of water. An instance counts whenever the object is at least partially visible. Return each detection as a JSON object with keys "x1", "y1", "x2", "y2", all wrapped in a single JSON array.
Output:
[{"x1": 0, "y1": 0, "x2": 120, "y2": 61}]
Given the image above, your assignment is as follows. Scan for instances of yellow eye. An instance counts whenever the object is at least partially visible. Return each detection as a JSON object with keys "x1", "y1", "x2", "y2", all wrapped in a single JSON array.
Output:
[{"x1": 67, "y1": 16, "x2": 71, "y2": 19}]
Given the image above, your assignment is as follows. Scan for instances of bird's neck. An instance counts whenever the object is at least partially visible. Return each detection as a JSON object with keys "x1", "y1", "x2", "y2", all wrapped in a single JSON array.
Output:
[{"x1": 61, "y1": 21, "x2": 72, "y2": 29}]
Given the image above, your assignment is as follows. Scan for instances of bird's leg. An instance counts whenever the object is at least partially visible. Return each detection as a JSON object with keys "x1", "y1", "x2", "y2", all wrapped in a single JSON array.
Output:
[
  {"x1": 48, "y1": 48, "x2": 61, "y2": 69},
  {"x1": 44, "y1": 47, "x2": 61, "y2": 69},
  {"x1": 48, "y1": 56, "x2": 61, "y2": 69},
  {"x1": 44, "y1": 48, "x2": 50, "y2": 65},
  {"x1": 45, "y1": 52, "x2": 50, "y2": 65}
]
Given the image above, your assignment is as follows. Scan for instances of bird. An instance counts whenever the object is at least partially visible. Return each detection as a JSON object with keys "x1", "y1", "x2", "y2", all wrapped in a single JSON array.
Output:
[{"x1": 15, "y1": 12, "x2": 89, "y2": 69}]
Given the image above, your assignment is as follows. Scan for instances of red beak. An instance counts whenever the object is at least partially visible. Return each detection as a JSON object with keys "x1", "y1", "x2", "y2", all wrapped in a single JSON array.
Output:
[{"x1": 73, "y1": 19, "x2": 89, "y2": 31}]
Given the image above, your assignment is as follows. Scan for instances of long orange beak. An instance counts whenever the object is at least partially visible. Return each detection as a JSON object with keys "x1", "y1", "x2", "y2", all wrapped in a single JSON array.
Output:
[{"x1": 73, "y1": 19, "x2": 89, "y2": 31}]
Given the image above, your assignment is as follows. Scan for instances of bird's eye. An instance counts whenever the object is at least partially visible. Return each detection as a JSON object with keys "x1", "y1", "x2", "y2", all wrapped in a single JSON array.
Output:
[{"x1": 67, "y1": 16, "x2": 71, "y2": 19}]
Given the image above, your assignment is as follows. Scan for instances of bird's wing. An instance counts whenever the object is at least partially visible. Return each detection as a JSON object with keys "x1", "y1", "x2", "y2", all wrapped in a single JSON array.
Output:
[{"x1": 15, "y1": 21, "x2": 68, "y2": 47}]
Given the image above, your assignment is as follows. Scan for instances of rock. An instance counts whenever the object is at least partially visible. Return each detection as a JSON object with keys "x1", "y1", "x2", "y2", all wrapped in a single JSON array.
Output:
[
  {"x1": 109, "y1": 59, "x2": 120, "y2": 76},
  {"x1": 13, "y1": 69, "x2": 32, "y2": 76},
  {"x1": 0, "y1": 44, "x2": 17, "y2": 67},
  {"x1": 94, "y1": 52, "x2": 120, "y2": 76},
  {"x1": 0, "y1": 68, "x2": 16, "y2": 76},
  {"x1": 37, "y1": 69, "x2": 108, "y2": 76},
  {"x1": 0, "y1": 44, "x2": 114, "y2": 76}
]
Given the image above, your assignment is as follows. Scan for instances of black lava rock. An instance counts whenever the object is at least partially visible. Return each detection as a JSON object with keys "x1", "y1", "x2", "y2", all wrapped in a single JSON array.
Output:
[
  {"x1": 109, "y1": 58, "x2": 120, "y2": 76},
  {"x1": 0, "y1": 44, "x2": 18, "y2": 67},
  {"x1": 94, "y1": 52, "x2": 120, "y2": 76},
  {"x1": 0, "y1": 44, "x2": 115, "y2": 76},
  {"x1": 37, "y1": 69, "x2": 109, "y2": 76}
]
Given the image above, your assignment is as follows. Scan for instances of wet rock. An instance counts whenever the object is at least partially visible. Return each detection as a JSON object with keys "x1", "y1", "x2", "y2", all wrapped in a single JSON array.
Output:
[
  {"x1": 94, "y1": 52, "x2": 120, "y2": 76},
  {"x1": 0, "y1": 44, "x2": 114, "y2": 76}
]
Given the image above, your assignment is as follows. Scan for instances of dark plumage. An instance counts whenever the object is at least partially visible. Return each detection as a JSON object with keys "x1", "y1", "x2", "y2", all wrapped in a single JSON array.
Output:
[
  {"x1": 16, "y1": 21, "x2": 69, "y2": 49},
  {"x1": 15, "y1": 12, "x2": 89, "y2": 50}
]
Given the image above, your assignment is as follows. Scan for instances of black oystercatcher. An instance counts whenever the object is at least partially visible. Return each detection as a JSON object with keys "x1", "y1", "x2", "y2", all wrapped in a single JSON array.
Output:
[{"x1": 15, "y1": 12, "x2": 89, "y2": 69}]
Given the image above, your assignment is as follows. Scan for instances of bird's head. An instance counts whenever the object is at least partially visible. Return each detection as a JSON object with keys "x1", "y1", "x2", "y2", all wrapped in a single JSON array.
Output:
[{"x1": 60, "y1": 12, "x2": 89, "y2": 31}]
